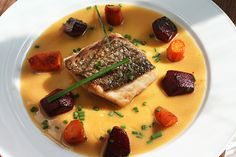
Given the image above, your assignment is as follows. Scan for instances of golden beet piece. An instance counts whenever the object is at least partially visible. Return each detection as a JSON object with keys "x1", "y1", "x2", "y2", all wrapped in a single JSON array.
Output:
[
  {"x1": 63, "y1": 120, "x2": 86, "y2": 145},
  {"x1": 154, "y1": 106, "x2": 178, "y2": 127},
  {"x1": 28, "y1": 51, "x2": 62, "y2": 72}
]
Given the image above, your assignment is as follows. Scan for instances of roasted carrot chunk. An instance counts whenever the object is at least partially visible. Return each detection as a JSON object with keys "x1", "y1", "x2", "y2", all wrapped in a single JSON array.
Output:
[
  {"x1": 63, "y1": 120, "x2": 86, "y2": 145},
  {"x1": 28, "y1": 51, "x2": 62, "y2": 72},
  {"x1": 105, "y1": 5, "x2": 124, "y2": 26},
  {"x1": 167, "y1": 39, "x2": 185, "y2": 62},
  {"x1": 154, "y1": 106, "x2": 178, "y2": 127}
]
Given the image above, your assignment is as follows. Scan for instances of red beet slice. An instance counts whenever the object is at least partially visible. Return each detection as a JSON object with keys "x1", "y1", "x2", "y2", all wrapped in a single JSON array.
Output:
[
  {"x1": 103, "y1": 126, "x2": 130, "y2": 157},
  {"x1": 64, "y1": 17, "x2": 87, "y2": 37},
  {"x1": 152, "y1": 16, "x2": 177, "y2": 43},
  {"x1": 161, "y1": 70, "x2": 195, "y2": 96},
  {"x1": 40, "y1": 89, "x2": 75, "y2": 117}
]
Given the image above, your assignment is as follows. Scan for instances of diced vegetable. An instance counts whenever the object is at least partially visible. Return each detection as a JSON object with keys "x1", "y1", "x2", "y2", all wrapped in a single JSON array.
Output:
[
  {"x1": 152, "y1": 16, "x2": 177, "y2": 43},
  {"x1": 154, "y1": 106, "x2": 177, "y2": 127},
  {"x1": 63, "y1": 120, "x2": 86, "y2": 145},
  {"x1": 40, "y1": 89, "x2": 75, "y2": 117},
  {"x1": 167, "y1": 39, "x2": 185, "y2": 62},
  {"x1": 103, "y1": 126, "x2": 130, "y2": 157},
  {"x1": 63, "y1": 17, "x2": 87, "y2": 37},
  {"x1": 28, "y1": 51, "x2": 62, "y2": 72},
  {"x1": 161, "y1": 70, "x2": 195, "y2": 96},
  {"x1": 105, "y1": 5, "x2": 124, "y2": 26}
]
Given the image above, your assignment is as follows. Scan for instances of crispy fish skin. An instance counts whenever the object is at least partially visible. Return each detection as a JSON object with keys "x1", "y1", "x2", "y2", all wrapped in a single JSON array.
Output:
[{"x1": 65, "y1": 33, "x2": 157, "y2": 106}]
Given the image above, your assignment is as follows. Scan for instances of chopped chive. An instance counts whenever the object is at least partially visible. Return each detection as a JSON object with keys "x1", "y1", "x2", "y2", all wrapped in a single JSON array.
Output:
[
  {"x1": 156, "y1": 107, "x2": 161, "y2": 112},
  {"x1": 142, "y1": 102, "x2": 147, "y2": 106},
  {"x1": 128, "y1": 73, "x2": 134, "y2": 80},
  {"x1": 108, "y1": 111, "x2": 114, "y2": 117},
  {"x1": 72, "y1": 93, "x2": 80, "y2": 99},
  {"x1": 47, "y1": 58, "x2": 130, "y2": 103},
  {"x1": 88, "y1": 26, "x2": 95, "y2": 30},
  {"x1": 141, "y1": 125, "x2": 149, "y2": 130},
  {"x1": 132, "y1": 38, "x2": 146, "y2": 46},
  {"x1": 120, "y1": 125, "x2": 126, "y2": 129},
  {"x1": 149, "y1": 33, "x2": 155, "y2": 39},
  {"x1": 107, "y1": 129, "x2": 112, "y2": 134},
  {"x1": 55, "y1": 126, "x2": 60, "y2": 130},
  {"x1": 152, "y1": 52, "x2": 161, "y2": 62},
  {"x1": 119, "y1": 4, "x2": 122, "y2": 7},
  {"x1": 146, "y1": 140, "x2": 153, "y2": 144},
  {"x1": 63, "y1": 120, "x2": 68, "y2": 124},
  {"x1": 76, "y1": 105, "x2": 83, "y2": 111},
  {"x1": 151, "y1": 131, "x2": 162, "y2": 140},
  {"x1": 114, "y1": 111, "x2": 124, "y2": 118},
  {"x1": 108, "y1": 26, "x2": 113, "y2": 32},
  {"x1": 95, "y1": 5, "x2": 111, "y2": 47},
  {"x1": 132, "y1": 131, "x2": 139, "y2": 135},
  {"x1": 93, "y1": 106, "x2": 100, "y2": 111},
  {"x1": 99, "y1": 136, "x2": 105, "y2": 142},
  {"x1": 30, "y1": 106, "x2": 38, "y2": 113},
  {"x1": 109, "y1": 139, "x2": 114, "y2": 143},
  {"x1": 34, "y1": 45, "x2": 40, "y2": 48},
  {"x1": 95, "y1": 61, "x2": 102, "y2": 69},
  {"x1": 132, "y1": 107, "x2": 139, "y2": 113},
  {"x1": 41, "y1": 120, "x2": 49, "y2": 129},
  {"x1": 124, "y1": 34, "x2": 132, "y2": 41},
  {"x1": 132, "y1": 130, "x2": 144, "y2": 138},
  {"x1": 73, "y1": 111, "x2": 79, "y2": 119},
  {"x1": 86, "y1": 6, "x2": 92, "y2": 10}
]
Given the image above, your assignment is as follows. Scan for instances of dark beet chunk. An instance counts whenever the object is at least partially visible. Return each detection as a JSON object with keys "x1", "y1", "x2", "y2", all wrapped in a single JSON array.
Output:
[
  {"x1": 103, "y1": 126, "x2": 130, "y2": 157},
  {"x1": 152, "y1": 16, "x2": 177, "y2": 43},
  {"x1": 40, "y1": 89, "x2": 75, "y2": 117},
  {"x1": 64, "y1": 17, "x2": 87, "y2": 37},
  {"x1": 162, "y1": 70, "x2": 195, "y2": 96}
]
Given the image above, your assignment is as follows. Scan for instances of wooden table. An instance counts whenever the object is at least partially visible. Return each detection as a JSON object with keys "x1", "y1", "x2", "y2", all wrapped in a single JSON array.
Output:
[{"x1": 0, "y1": 0, "x2": 235, "y2": 157}]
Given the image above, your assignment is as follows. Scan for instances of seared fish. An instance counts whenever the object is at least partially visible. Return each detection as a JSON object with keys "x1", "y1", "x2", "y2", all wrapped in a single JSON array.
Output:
[{"x1": 65, "y1": 33, "x2": 157, "y2": 106}]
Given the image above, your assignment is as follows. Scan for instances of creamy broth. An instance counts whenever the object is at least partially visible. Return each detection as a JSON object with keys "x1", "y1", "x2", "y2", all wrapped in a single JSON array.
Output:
[{"x1": 20, "y1": 5, "x2": 207, "y2": 156}]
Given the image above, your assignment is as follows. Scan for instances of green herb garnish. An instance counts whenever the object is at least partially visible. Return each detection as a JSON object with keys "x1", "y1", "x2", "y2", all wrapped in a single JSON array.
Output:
[
  {"x1": 63, "y1": 120, "x2": 68, "y2": 124},
  {"x1": 132, "y1": 38, "x2": 146, "y2": 46},
  {"x1": 141, "y1": 125, "x2": 149, "y2": 130},
  {"x1": 107, "y1": 129, "x2": 112, "y2": 134},
  {"x1": 152, "y1": 52, "x2": 161, "y2": 62},
  {"x1": 30, "y1": 106, "x2": 38, "y2": 113},
  {"x1": 120, "y1": 125, "x2": 126, "y2": 129},
  {"x1": 93, "y1": 106, "x2": 100, "y2": 111},
  {"x1": 99, "y1": 136, "x2": 105, "y2": 142},
  {"x1": 124, "y1": 34, "x2": 132, "y2": 41},
  {"x1": 73, "y1": 111, "x2": 79, "y2": 119},
  {"x1": 132, "y1": 131, "x2": 144, "y2": 138},
  {"x1": 95, "y1": 5, "x2": 111, "y2": 47},
  {"x1": 156, "y1": 107, "x2": 161, "y2": 112},
  {"x1": 119, "y1": 4, "x2": 122, "y2": 7},
  {"x1": 108, "y1": 111, "x2": 114, "y2": 117},
  {"x1": 150, "y1": 131, "x2": 162, "y2": 140},
  {"x1": 47, "y1": 58, "x2": 129, "y2": 103},
  {"x1": 55, "y1": 126, "x2": 60, "y2": 130},
  {"x1": 34, "y1": 45, "x2": 40, "y2": 48},
  {"x1": 86, "y1": 6, "x2": 92, "y2": 10},
  {"x1": 149, "y1": 33, "x2": 155, "y2": 39},
  {"x1": 88, "y1": 26, "x2": 95, "y2": 30},
  {"x1": 114, "y1": 111, "x2": 124, "y2": 118},
  {"x1": 132, "y1": 107, "x2": 139, "y2": 113},
  {"x1": 142, "y1": 102, "x2": 147, "y2": 106},
  {"x1": 95, "y1": 61, "x2": 102, "y2": 69},
  {"x1": 41, "y1": 120, "x2": 49, "y2": 130},
  {"x1": 108, "y1": 26, "x2": 113, "y2": 32},
  {"x1": 146, "y1": 140, "x2": 153, "y2": 144}
]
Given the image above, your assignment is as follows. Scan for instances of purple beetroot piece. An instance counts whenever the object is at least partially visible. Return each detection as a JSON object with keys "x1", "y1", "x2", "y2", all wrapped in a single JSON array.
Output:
[
  {"x1": 162, "y1": 70, "x2": 195, "y2": 96},
  {"x1": 40, "y1": 89, "x2": 75, "y2": 117},
  {"x1": 64, "y1": 17, "x2": 87, "y2": 37},
  {"x1": 103, "y1": 126, "x2": 130, "y2": 157},
  {"x1": 152, "y1": 16, "x2": 177, "y2": 43}
]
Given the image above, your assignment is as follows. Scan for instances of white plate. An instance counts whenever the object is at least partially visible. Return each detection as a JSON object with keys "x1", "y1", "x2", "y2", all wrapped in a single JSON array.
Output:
[{"x1": 1, "y1": 0, "x2": 236, "y2": 157}]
